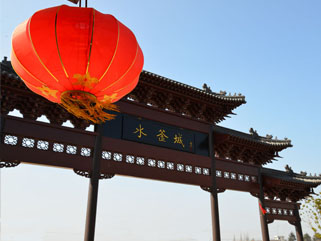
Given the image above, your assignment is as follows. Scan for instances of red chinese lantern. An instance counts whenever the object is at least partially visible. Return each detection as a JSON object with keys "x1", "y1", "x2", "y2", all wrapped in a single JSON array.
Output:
[{"x1": 11, "y1": 5, "x2": 144, "y2": 123}]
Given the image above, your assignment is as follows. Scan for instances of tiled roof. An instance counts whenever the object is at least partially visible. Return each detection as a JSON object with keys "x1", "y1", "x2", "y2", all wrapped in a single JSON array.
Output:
[
  {"x1": 141, "y1": 70, "x2": 246, "y2": 103},
  {"x1": 262, "y1": 167, "x2": 321, "y2": 186},
  {"x1": 215, "y1": 125, "x2": 292, "y2": 148}
]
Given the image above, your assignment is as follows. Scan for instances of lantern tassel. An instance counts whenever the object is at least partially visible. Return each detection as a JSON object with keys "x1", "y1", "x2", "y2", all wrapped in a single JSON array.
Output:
[{"x1": 60, "y1": 90, "x2": 119, "y2": 123}]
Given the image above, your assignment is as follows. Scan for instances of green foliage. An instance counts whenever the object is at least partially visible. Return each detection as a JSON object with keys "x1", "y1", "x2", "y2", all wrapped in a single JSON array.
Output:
[
  {"x1": 313, "y1": 234, "x2": 321, "y2": 241},
  {"x1": 301, "y1": 191, "x2": 321, "y2": 238},
  {"x1": 289, "y1": 232, "x2": 296, "y2": 241},
  {"x1": 304, "y1": 233, "x2": 312, "y2": 241}
]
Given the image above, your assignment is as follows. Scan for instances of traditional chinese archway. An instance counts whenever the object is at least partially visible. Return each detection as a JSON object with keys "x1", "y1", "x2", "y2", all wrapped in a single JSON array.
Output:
[{"x1": 1, "y1": 57, "x2": 321, "y2": 241}]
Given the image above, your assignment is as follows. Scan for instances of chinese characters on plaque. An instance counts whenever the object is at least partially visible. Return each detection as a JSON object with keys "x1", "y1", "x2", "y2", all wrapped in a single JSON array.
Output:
[
  {"x1": 123, "y1": 115, "x2": 195, "y2": 153},
  {"x1": 102, "y1": 113, "x2": 209, "y2": 156}
]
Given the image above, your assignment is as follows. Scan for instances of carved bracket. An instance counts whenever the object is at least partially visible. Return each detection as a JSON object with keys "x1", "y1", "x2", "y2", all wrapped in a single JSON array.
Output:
[
  {"x1": 73, "y1": 169, "x2": 115, "y2": 179},
  {"x1": 0, "y1": 161, "x2": 20, "y2": 168},
  {"x1": 267, "y1": 219, "x2": 275, "y2": 224},
  {"x1": 200, "y1": 186, "x2": 226, "y2": 193},
  {"x1": 201, "y1": 186, "x2": 212, "y2": 192},
  {"x1": 288, "y1": 220, "x2": 297, "y2": 226},
  {"x1": 250, "y1": 192, "x2": 259, "y2": 198}
]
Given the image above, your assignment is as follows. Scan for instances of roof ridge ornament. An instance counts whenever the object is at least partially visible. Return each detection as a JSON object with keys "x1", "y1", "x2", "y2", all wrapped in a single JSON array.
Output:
[
  {"x1": 248, "y1": 129, "x2": 292, "y2": 143},
  {"x1": 266, "y1": 134, "x2": 273, "y2": 139},
  {"x1": 249, "y1": 127, "x2": 259, "y2": 138},
  {"x1": 201, "y1": 83, "x2": 244, "y2": 99},
  {"x1": 285, "y1": 167, "x2": 321, "y2": 181},
  {"x1": 300, "y1": 171, "x2": 307, "y2": 176},
  {"x1": 285, "y1": 164, "x2": 294, "y2": 175},
  {"x1": 202, "y1": 83, "x2": 213, "y2": 93}
]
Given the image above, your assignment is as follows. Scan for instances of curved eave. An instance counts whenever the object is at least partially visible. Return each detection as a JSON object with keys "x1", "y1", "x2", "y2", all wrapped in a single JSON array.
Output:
[
  {"x1": 262, "y1": 168, "x2": 321, "y2": 187},
  {"x1": 213, "y1": 125, "x2": 292, "y2": 165},
  {"x1": 140, "y1": 70, "x2": 246, "y2": 107},
  {"x1": 214, "y1": 125, "x2": 292, "y2": 150}
]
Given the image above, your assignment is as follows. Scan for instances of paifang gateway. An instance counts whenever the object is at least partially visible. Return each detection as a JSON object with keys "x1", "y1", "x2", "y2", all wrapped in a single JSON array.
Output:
[{"x1": 1, "y1": 57, "x2": 320, "y2": 241}]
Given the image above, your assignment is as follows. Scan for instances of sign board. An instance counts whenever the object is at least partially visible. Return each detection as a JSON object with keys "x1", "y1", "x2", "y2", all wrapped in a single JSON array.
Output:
[{"x1": 102, "y1": 113, "x2": 209, "y2": 156}]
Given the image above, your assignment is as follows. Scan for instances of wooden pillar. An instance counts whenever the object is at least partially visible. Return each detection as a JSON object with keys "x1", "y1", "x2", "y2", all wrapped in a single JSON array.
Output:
[
  {"x1": 0, "y1": 115, "x2": 5, "y2": 145},
  {"x1": 258, "y1": 168, "x2": 270, "y2": 241},
  {"x1": 294, "y1": 205, "x2": 303, "y2": 241},
  {"x1": 210, "y1": 192, "x2": 221, "y2": 241},
  {"x1": 209, "y1": 125, "x2": 221, "y2": 241},
  {"x1": 84, "y1": 124, "x2": 103, "y2": 241}
]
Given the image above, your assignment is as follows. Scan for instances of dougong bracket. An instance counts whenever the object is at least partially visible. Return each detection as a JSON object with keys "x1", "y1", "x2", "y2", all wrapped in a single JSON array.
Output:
[{"x1": 0, "y1": 161, "x2": 20, "y2": 168}]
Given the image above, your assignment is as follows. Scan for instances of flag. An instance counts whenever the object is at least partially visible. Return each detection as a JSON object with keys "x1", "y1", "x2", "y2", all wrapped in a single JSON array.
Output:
[{"x1": 259, "y1": 201, "x2": 267, "y2": 215}]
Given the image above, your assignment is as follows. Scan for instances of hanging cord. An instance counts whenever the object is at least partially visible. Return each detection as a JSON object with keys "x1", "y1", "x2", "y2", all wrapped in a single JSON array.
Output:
[{"x1": 78, "y1": 0, "x2": 88, "y2": 8}]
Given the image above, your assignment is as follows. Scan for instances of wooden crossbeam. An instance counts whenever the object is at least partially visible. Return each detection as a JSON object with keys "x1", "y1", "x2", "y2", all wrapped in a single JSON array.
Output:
[{"x1": 1, "y1": 115, "x2": 260, "y2": 193}]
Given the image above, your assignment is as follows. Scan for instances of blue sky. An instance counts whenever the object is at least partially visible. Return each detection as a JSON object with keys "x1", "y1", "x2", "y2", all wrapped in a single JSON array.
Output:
[{"x1": 1, "y1": 0, "x2": 321, "y2": 240}]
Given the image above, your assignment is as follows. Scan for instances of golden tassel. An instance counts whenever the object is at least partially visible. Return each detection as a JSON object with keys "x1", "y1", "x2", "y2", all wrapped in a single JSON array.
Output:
[{"x1": 60, "y1": 90, "x2": 119, "y2": 123}]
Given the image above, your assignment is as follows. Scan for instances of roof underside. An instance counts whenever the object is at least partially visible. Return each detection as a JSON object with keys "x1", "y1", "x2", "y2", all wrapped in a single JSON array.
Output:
[
  {"x1": 214, "y1": 125, "x2": 292, "y2": 165},
  {"x1": 262, "y1": 167, "x2": 321, "y2": 201},
  {"x1": 129, "y1": 70, "x2": 246, "y2": 123}
]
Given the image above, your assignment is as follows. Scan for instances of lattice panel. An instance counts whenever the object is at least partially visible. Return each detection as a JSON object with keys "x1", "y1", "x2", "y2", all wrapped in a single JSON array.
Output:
[
  {"x1": 263, "y1": 199, "x2": 300, "y2": 223},
  {"x1": 215, "y1": 169, "x2": 257, "y2": 184},
  {"x1": 3, "y1": 134, "x2": 92, "y2": 157},
  {"x1": 102, "y1": 151, "x2": 211, "y2": 177},
  {"x1": 266, "y1": 207, "x2": 294, "y2": 216},
  {"x1": 2, "y1": 133, "x2": 211, "y2": 179}
]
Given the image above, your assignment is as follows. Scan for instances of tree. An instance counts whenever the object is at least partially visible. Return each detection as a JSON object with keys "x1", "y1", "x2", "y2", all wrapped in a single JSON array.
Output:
[
  {"x1": 289, "y1": 232, "x2": 296, "y2": 241},
  {"x1": 245, "y1": 234, "x2": 250, "y2": 241},
  {"x1": 304, "y1": 233, "x2": 312, "y2": 241},
  {"x1": 301, "y1": 191, "x2": 321, "y2": 238},
  {"x1": 313, "y1": 234, "x2": 321, "y2": 241}
]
